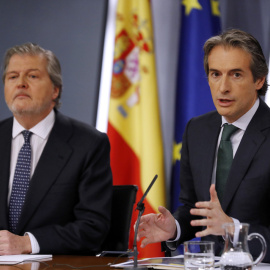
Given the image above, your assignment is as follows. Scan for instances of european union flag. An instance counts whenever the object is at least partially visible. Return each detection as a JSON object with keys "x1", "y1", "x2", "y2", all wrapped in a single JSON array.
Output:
[{"x1": 171, "y1": 0, "x2": 221, "y2": 213}]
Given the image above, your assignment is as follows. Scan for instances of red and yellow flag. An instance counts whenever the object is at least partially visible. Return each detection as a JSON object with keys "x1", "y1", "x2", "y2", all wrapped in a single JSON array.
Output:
[{"x1": 107, "y1": 0, "x2": 166, "y2": 259}]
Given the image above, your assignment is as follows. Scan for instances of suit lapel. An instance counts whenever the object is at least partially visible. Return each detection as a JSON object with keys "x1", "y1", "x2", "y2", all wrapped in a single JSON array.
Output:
[
  {"x1": 0, "y1": 118, "x2": 13, "y2": 229},
  {"x1": 222, "y1": 100, "x2": 270, "y2": 211},
  {"x1": 16, "y1": 112, "x2": 73, "y2": 233},
  {"x1": 201, "y1": 112, "x2": 221, "y2": 201}
]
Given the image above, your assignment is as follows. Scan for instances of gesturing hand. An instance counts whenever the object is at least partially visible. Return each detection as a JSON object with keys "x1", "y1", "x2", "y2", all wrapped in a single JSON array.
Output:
[
  {"x1": 135, "y1": 206, "x2": 177, "y2": 248},
  {"x1": 190, "y1": 184, "x2": 233, "y2": 237}
]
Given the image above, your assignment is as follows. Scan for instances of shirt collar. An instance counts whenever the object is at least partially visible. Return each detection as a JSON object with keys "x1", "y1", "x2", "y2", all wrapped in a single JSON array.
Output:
[
  {"x1": 12, "y1": 110, "x2": 56, "y2": 139},
  {"x1": 221, "y1": 98, "x2": 259, "y2": 131}
]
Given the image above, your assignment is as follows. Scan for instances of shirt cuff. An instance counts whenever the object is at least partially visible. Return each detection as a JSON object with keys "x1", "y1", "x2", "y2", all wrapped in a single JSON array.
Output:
[
  {"x1": 232, "y1": 217, "x2": 240, "y2": 226},
  {"x1": 167, "y1": 219, "x2": 181, "y2": 242},
  {"x1": 231, "y1": 218, "x2": 240, "y2": 246},
  {"x1": 24, "y1": 232, "x2": 40, "y2": 254},
  {"x1": 222, "y1": 218, "x2": 240, "y2": 241}
]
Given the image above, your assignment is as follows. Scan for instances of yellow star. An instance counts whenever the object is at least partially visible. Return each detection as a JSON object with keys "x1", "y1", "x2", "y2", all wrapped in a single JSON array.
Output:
[
  {"x1": 172, "y1": 141, "x2": 182, "y2": 164},
  {"x1": 182, "y1": 0, "x2": 202, "y2": 16},
  {"x1": 211, "y1": 0, "x2": 221, "y2": 16}
]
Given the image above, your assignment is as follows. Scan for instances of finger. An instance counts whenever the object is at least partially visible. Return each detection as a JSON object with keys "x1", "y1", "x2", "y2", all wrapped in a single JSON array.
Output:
[
  {"x1": 195, "y1": 228, "x2": 211, "y2": 238},
  {"x1": 191, "y1": 218, "x2": 215, "y2": 227},
  {"x1": 137, "y1": 229, "x2": 147, "y2": 239},
  {"x1": 139, "y1": 215, "x2": 148, "y2": 223},
  {"x1": 137, "y1": 228, "x2": 149, "y2": 241},
  {"x1": 210, "y1": 184, "x2": 219, "y2": 202},
  {"x1": 136, "y1": 234, "x2": 140, "y2": 241},
  {"x1": 133, "y1": 221, "x2": 137, "y2": 231},
  {"x1": 0, "y1": 230, "x2": 8, "y2": 237},
  {"x1": 134, "y1": 220, "x2": 142, "y2": 232},
  {"x1": 190, "y1": 208, "x2": 211, "y2": 217},
  {"x1": 140, "y1": 238, "x2": 150, "y2": 248},
  {"x1": 134, "y1": 214, "x2": 154, "y2": 231},
  {"x1": 195, "y1": 201, "x2": 212, "y2": 209},
  {"x1": 158, "y1": 206, "x2": 170, "y2": 218},
  {"x1": 137, "y1": 221, "x2": 152, "y2": 231}
]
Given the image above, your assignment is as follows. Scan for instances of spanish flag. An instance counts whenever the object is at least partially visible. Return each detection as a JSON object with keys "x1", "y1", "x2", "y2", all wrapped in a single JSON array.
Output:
[{"x1": 107, "y1": 0, "x2": 166, "y2": 259}]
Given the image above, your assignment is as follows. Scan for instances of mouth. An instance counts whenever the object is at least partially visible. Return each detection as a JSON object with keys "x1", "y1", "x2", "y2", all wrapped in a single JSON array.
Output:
[
  {"x1": 217, "y1": 98, "x2": 234, "y2": 106},
  {"x1": 14, "y1": 93, "x2": 30, "y2": 100}
]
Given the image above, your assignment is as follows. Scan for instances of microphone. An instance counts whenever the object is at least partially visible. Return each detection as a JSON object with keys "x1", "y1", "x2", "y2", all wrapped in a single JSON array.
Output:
[
  {"x1": 136, "y1": 174, "x2": 158, "y2": 212},
  {"x1": 125, "y1": 174, "x2": 158, "y2": 270}
]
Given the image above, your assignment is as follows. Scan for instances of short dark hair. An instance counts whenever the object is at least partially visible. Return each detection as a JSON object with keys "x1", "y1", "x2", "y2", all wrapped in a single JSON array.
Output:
[
  {"x1": 2, "y1": 42, "x2": 63, "y2": 108},
  {"x1": 203, "y1": 29, "x2": 268, "y2": 96}
]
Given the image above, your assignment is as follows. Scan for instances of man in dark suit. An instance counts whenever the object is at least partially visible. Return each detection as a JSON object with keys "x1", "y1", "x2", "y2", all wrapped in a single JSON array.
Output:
[
  {"x1": 0, "y1": 43, "x2": 112, "y2": 255},
  {"x1": 136, "y1": 29, "x2": 270, "y2": 262}
]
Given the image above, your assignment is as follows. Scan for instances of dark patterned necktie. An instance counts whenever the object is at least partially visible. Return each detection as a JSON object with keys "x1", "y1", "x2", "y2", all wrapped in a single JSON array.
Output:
[
  {"x1": 9, "y1": 130, "x2": 32, "y2": 233},
  {"x1": 216, "y1": 124, "x2": 239, "y2": 203}
]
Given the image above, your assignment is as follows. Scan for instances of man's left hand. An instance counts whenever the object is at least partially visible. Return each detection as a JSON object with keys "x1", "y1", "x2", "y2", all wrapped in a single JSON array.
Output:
[{"x1": 190, "y1": 184, "x2": 233, "y2": 237}]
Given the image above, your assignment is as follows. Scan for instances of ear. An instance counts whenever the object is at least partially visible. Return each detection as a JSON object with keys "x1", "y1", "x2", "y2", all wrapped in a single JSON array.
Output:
[
  {"x1": 255, "y1": 76, "x2": 266, "y2": 90},
  {"x1": 52, "y1": 86, "x2": 60, "y2": 100}
]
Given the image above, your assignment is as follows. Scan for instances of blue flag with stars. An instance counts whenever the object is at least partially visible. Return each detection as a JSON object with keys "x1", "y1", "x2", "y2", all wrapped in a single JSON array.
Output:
[{"x1": 171, "y1": 0, "x2": 221, "y2": 213}]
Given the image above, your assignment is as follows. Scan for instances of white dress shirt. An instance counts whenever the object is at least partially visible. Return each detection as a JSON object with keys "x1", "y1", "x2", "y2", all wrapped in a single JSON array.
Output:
[
  {"x1": 172, "y1": 98, "x2": 260, "y2": 242},
  {"x1": 8, "y1": 110, "x2": 55, "y2": 254},
  {"x1": 211, "y1": 98, "x2": 259, "y2": 184}
]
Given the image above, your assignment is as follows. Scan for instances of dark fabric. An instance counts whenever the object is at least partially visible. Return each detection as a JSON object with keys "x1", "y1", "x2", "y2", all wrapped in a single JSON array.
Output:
[
  {"x1": 9, "y1": 131, "x2": 32, "y2": 233},
  {"x1": 173, "y1": 98, "x2": 270, "y2": 263},
  {"x1": 0, "y1": 111, "x2": 113, "y2": 255},
  {"x1": 216, "y1": 124, "x2": 239, "y2": 202}
]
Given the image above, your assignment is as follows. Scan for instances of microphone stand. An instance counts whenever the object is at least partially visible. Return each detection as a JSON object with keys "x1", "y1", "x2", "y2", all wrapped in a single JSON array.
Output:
[{"x1": 125, "y1": 174, "x2": 158, "y2": 270}]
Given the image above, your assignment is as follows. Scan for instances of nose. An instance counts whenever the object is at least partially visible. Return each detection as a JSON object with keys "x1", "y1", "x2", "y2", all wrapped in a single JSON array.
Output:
[
  {"x1": 219, "y1": 75, "x2": 230, "y2": 94},
  {"x1": 17, "y1": 76, "x2": 28, "y2": 89}
]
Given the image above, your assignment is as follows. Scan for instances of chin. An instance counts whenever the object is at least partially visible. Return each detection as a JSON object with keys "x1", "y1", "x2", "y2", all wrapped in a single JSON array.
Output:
[
  {"x1": 216, "y1": 107, "x2": 227, "y2": 116},
  {"x1": 9, "y1": 105, "x2": 32, "y2": 115}
]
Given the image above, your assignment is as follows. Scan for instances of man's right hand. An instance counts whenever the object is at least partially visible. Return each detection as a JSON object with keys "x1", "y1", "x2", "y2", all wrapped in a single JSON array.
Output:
[
  {"x1": 0, "y1": 230, "x2": 32, "y2": 255},
  {"x1": 134, "y1": 206, "x2": 177, "y2": 248}
]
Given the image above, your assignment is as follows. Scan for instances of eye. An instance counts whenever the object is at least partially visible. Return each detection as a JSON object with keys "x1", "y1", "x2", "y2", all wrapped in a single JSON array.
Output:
[
  {"x1": 234, "y1": 72, "x2": 241, "y2": 78},
  {"x1": 210, "y1": 71, "x2": 220, "y2": 78},
  {"x1": 29, "y1": 74, "x2": 38, "y2": 79},
  {"x1": 7, "y1": 74, "x2": 17, "y2": 80}
]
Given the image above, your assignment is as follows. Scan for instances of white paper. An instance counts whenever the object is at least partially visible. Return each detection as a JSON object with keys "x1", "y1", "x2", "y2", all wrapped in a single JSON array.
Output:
[
  {"x1": 110, "y1": 255, "x2": 184, "y2": 269},
  {"x1": 0, "y1": 254, "x2": 52, "y2": 265}
]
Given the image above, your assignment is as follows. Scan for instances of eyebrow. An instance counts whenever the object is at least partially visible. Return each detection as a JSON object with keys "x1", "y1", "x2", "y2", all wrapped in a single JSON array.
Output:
[
  {"x1": 230, "y1": 68, "x2": 244, "y2": 73},
  {"x1": 209, "y1": 68, "x2": 244, "y2": 73},
  {"x1": 6, "y1": 69, "x2": 41, "y2": 75}
]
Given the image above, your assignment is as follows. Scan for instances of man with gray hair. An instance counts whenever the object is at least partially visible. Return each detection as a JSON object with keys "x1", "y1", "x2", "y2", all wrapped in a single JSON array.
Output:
[
  {"x1": 0, "y1": 43, "x2": 112, "y2": 255},
  {"x1": 135, "y1": 29, "x2": 270, "y2": 262}
]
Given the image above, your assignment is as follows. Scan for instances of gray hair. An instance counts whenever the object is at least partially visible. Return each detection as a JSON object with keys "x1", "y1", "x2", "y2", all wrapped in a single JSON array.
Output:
[
  {"x1": 203, "y1": 29, "x2": 268, "y2": 96},
  {"x1": 2, "y1": 42, "x2": 63, "y2": 108}
]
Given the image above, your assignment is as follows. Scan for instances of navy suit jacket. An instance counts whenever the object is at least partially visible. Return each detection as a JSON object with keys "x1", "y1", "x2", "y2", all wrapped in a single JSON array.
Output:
[
  {"x1": 0, "y1": 110, "x2": 112, "y2": 255},
  {"x1": 174, "y1": 98, "x2": 270, "y2": 262}
]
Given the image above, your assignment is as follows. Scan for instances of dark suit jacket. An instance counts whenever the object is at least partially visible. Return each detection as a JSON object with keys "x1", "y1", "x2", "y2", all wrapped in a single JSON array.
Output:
[
  {"x1": 174, "y1": 98, "x2": 270, "y2": 262},
  {"x1": 0, "y1": 110, "x2": 113, "y2": 255}
]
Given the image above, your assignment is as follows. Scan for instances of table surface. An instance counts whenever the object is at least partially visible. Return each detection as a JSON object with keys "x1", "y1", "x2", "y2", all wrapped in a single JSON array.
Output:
[
  {"x1": 0, "y1": 255, "x2": 269, "y2": 270},
  {"x1": 0, "y1": 255, "x2": 129, "y2": 270}
]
